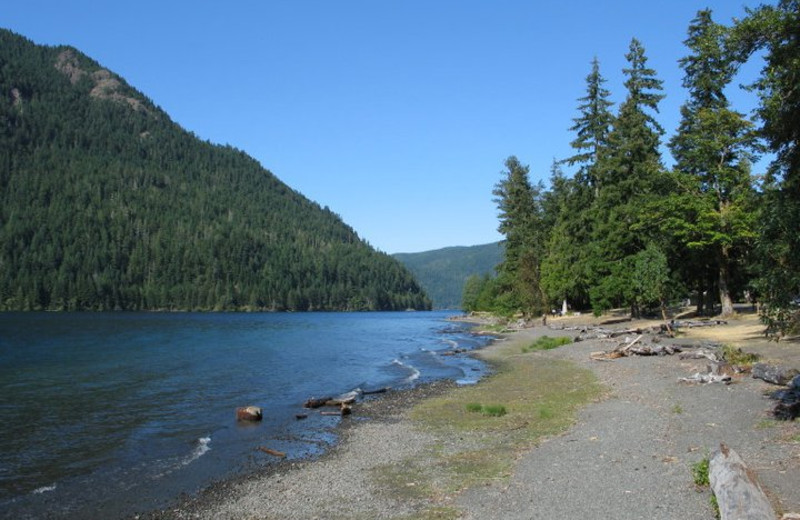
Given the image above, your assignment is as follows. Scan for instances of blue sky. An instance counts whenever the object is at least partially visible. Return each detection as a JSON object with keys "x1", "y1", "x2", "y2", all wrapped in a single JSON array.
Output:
[{"x1": 2, "y1": 1, "x2": 769, "y2": 253}]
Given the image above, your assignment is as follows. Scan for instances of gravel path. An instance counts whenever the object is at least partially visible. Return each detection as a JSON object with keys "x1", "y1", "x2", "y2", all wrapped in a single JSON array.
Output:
[
  {"x1": 458, "y1": 333, "x2": 800, "y2": 519},
  {"x1": 152, "y1": 323, "x2": 800, "y2": 519}
]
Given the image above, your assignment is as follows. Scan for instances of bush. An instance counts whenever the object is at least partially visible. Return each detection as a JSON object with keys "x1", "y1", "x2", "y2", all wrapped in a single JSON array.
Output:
[{"x1": 720, "y1": 345, "x2": 759, "y2": 366}]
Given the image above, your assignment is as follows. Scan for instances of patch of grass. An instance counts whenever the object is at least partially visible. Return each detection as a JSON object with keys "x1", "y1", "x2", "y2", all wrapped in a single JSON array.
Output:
[
  {"x1": 481, "y1": 404, "x2": 507, "y2": 417},
  {"x1": 464, "y1": 402, "x2": 508, "y2": 417},
  {"x1": 756, "y1": 418, "x2": 778, "y2": 429},
  {"x1": 691, "y1": 456, "x2": 710, "y2": 487},
  {"x1": 672, "y1": 403, "x2": 684, "y2": 414},
  {"x1": 521, "y1": 335, "x2": 572, "y2": 353},
  {"x1": 790, "y1": 433, "x2": 800, "y2": 443},
  {"x1": 372, "y1": 461, "x2": 434, "y2": 501},
  {"x1": 465, "y1": 402, "x2": 483, "y2": 413},
  {"x1": 404, "y1": 336, "x2": 603, "y2": 501},
  {"x1": 720, "y1": 344, "x2": 760, "y2": 366}
]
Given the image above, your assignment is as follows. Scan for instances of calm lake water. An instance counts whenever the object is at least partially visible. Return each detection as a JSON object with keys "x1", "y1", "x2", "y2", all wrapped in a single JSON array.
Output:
[{"x1": 0, "y1": 311, "x2": 490, "y2": 519}]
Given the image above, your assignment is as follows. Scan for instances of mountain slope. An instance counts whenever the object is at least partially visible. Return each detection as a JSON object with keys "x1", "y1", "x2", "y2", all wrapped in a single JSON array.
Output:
[
  {"x1": 394, "y1": 242, "x2": 502, "y2": 309},
  {"x1": 0, "y1": 29, "x2": 430, "y2": 311}
]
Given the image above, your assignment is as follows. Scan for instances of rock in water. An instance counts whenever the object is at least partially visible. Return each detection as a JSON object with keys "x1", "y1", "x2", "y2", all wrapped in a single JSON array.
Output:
[{"x1": 236, "y1": 406, "x2": 263, "y2": 421}]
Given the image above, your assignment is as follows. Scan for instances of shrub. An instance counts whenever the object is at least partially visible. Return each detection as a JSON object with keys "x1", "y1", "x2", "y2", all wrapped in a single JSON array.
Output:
[{"x1": 720, "y1": 345, "x2": 759, "y2": 366}]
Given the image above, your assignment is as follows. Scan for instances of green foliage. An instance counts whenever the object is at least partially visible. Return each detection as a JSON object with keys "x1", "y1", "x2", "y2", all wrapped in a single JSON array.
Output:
[
  {"x1": 731, "y1": 0, "x2": 800, "y2": 335},
  {"x1": 691, "y1": 456, "x2": 711, "y2": 487},
  {"x1": 492, "y1": 157, "x2": 547, "y2": 317},
  {"x1": 667, "y1": 9, "x2": 758, "y2": 317},
  {"x1": 481, "y1": 404, "x2": 507, "y2": 417},
  {"x1": 719, "y1": 345, "x2": 759, "y2": 366},
  {"x1": 521, "y1": 335, "x2": 572, "y2": 353},
  {"x1": 464, "y1": 402, "x2": 506, "y2": 417},
  {"x1": 465, "y1": 402, "x2": 483, "y2": 413},
  {"x1": 0, "y1": 30, "x2": 431, "y2": 312}
]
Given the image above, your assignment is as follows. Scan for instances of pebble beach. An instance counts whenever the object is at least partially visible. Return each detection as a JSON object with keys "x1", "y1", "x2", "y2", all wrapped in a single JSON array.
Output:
[{"x1": 144, "y1": 313, "x2": 800, "y2": 519}]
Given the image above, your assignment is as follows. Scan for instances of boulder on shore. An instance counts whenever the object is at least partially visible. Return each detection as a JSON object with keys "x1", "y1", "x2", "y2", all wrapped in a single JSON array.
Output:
[{"x1": 236, "y1": 406, "x2": 263, "y2": 422}]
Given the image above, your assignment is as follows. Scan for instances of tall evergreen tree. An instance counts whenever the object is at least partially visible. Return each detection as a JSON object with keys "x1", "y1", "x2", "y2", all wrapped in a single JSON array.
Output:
[
  {"x1": 732, "y1": 0, "x2": 800, "y2": 333},
  {"x1": 493, "y1": 156, "x2": 546, "y2": 317},
  {"x1": 668, "y1": 9, "x2": 757, "y2": 317},
  {"x1": 589, "y1": 38, "x2": 667, "y2": 314},
  {"x1": 564, "y1": 57, "x2": 615, "y2": 196}
]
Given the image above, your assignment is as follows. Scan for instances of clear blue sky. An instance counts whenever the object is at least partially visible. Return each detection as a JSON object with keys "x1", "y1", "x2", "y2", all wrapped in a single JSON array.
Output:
[{"x1": 2, "y1": 1, "x2": 769, "y2": 253}]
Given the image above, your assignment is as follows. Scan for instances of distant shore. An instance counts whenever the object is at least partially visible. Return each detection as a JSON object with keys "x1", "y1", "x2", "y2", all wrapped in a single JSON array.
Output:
[{"x1": 144, "y1": 312, "x2": 800, "y2": 519}]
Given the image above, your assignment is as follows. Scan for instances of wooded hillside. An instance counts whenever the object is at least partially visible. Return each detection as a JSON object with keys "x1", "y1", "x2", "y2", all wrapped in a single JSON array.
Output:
[
  {"x1": 394, "y1": 242, "x2": 503, "y2": 309},
  {"x1": 0, "y1": 30, "x2": 431, "y2": 311}
]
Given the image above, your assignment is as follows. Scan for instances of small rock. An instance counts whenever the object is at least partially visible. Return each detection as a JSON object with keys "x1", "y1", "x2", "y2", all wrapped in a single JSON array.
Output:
[{"x1": 236, "y1": 406, "x2": 263, "y2": 421}]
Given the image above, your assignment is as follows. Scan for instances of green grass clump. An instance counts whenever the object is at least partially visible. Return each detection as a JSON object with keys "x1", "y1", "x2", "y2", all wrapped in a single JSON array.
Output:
[
  {"x1": 691, "y1": 455, "x2": 720, "y2": 517},
  {"x1": 521, "y1": 335, "x2": 572, "y2": 353},
  {"x1": 720, "y1": 344, "x2": 759, "y2": 366},
  {"x1": 481, "y1": 404, "x2": 507, "y2": 417},
  {"x1": 465, "y1": 402, "x2": 483, "y2": 413},
  {"x1": 464, "y1": 402, "x2": 507, "y2": 417},
  {"x1": 691, "y1": 456, "x2": 710, "y2": 487}
]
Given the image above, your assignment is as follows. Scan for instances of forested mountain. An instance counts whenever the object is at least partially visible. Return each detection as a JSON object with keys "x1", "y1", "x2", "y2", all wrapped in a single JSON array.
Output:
[
  {"x1": 0, "y1": 29, "x2": 431, "y2": 311},
  {"x1": 394, "y1": 242, "x2": 502, "y2": 309}
]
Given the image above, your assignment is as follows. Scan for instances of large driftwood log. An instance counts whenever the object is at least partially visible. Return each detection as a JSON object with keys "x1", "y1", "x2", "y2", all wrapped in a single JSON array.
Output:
[
  {"x1": 709, "y1": 443, "x2": 775, "y2": 520},
  {"x1": 752, "y1": 363, "x2": 800, "y2": 386}
]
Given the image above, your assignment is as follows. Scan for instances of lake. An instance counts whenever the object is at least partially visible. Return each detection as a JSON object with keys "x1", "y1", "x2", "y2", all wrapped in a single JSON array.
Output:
[{"x1": 0, "y1": 311, "x2": 490, "y2": 519}]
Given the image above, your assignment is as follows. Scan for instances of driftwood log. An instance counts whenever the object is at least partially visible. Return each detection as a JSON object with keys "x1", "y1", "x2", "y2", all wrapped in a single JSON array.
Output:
[
  {"x1": 709, "y1": 443, "x2": 775, "y2": 520},
  {"x1": 258, "y1": 446, "x2": 286, "y2": 458},
  {"x1": 770, "y1": 375, "x2": 800, "y2": 420},
  {"x1": 752, "y1": 363, "x2": 800, "y2": 386},
  {"x1": 591, "y1": 335, "x2": 683, "y2": 360}
]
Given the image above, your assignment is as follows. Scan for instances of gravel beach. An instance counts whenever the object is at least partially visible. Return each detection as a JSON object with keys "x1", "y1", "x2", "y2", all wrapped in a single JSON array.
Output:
[{"x1": 147, "y1": 315, "x2": 800, "y2": 519}]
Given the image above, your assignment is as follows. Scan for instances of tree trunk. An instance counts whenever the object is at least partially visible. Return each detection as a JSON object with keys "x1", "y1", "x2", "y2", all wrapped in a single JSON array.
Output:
[
  {"x1": 696, "y1": 283, "x2": 705, "y2": 316},
  {"x1": 718, "y1": 249, "x2": 734, "y2": 317}
]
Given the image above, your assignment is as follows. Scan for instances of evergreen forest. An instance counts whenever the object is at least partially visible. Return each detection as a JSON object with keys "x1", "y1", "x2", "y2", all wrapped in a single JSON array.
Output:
[
  {"x1": 465, "y1": 2, "x2": 800, "y2": 336},
  {"x1": 0, "y1": 29, "x2": 431, "y2": 312}
]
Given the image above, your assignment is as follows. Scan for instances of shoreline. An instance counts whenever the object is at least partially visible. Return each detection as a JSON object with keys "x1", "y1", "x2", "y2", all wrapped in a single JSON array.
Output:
[
  {"x1": 136, "y1": 377, "x2": 468, "y2": 519},
  {"x1": 141, "y1": 313, "x2": 800, "y2": 519}
]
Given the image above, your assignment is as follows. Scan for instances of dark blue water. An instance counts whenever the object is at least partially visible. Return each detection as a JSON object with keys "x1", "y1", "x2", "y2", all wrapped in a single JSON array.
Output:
[{"x1": 0, "y1": 311, "x2": 489, "y2": 519}]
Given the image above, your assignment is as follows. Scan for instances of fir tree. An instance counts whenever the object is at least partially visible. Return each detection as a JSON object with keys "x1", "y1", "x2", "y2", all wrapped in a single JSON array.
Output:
[{"x1": 668, "y1": 9, "x2": 758, "y2": 317}]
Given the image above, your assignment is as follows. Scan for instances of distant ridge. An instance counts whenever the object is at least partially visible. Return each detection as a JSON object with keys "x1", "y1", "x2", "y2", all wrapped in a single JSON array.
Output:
[
  {"x1": 0, "y1": 29, "x2": 430, "y2": 311},
  {"x1": 394, "y1": 242, "x2": 502, "y2": 309}
]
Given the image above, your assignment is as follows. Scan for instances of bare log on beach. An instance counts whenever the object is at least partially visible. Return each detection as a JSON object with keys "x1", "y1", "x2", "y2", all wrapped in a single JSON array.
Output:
[
  {"x1": 672, "y1": 319, "x2": 728, "y2": 328},
  {"x1": 590, "y1": 334, "x2": 682, "y2": 360},
  {"x1": 769, "y1": 374, "x2": 800, "y2": 420},
  {"x1": 303, "y1": 397, "x2": 333, "y2": 409},
  {"x1": 709, "y1": 443, "x2": 775, "y2": 520}
]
